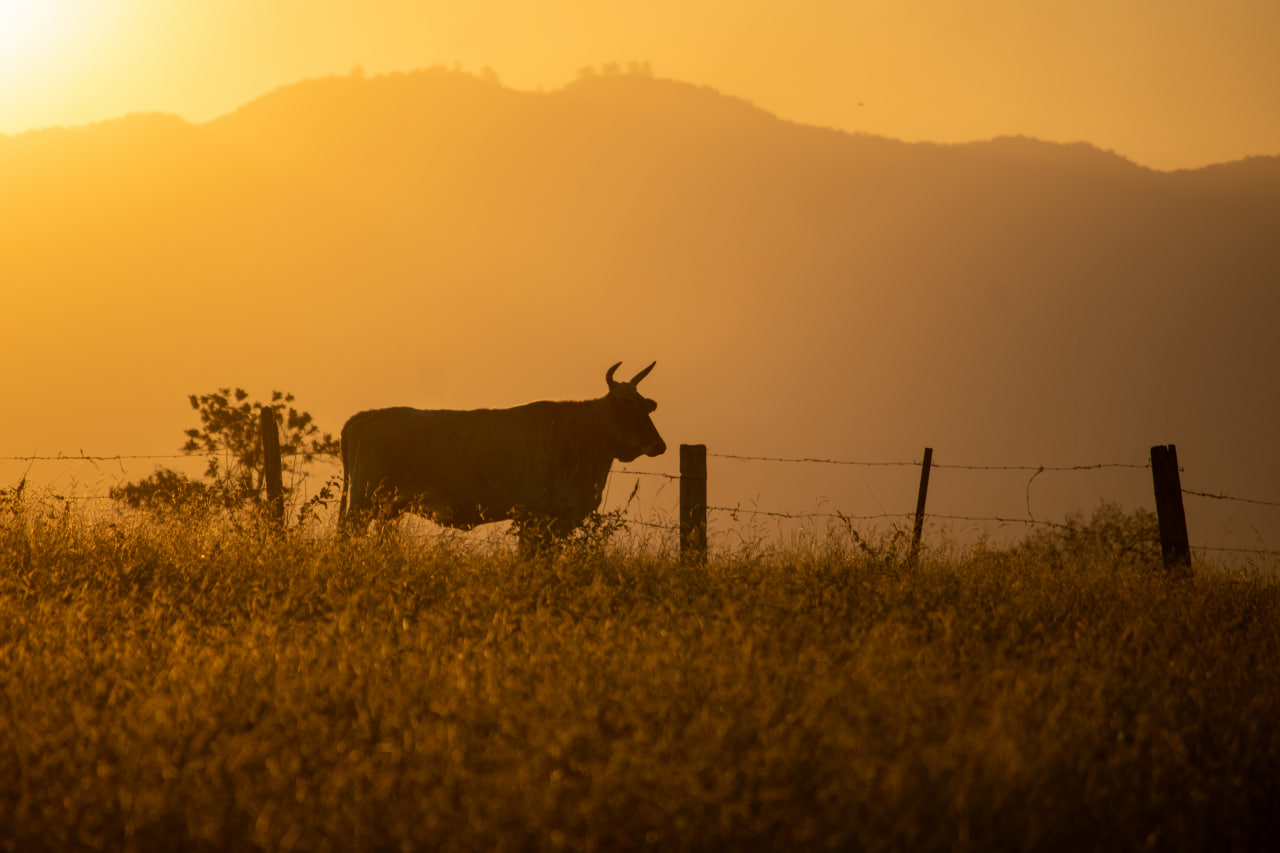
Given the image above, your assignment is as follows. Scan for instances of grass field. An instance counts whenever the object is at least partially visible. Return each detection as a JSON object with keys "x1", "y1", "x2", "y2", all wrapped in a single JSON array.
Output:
[{"x1": 1, "y1": 493, "x2": 1277, "y2": 852}]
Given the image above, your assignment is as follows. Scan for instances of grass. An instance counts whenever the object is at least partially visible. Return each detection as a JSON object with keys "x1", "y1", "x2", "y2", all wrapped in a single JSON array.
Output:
[{"x1": 1, "y1": 494, "x2": 1278, "y2": 852}]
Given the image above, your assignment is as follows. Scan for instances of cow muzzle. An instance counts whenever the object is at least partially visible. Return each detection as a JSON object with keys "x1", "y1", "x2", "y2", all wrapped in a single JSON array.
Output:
[{"x1": 617, "y1": 438, "x2": 665, "y2": 463}]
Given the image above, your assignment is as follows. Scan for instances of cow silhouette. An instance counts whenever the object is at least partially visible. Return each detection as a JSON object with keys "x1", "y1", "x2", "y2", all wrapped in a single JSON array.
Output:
[{"x1": 339, "y1": 362, "x2": 666, "y2": 550}]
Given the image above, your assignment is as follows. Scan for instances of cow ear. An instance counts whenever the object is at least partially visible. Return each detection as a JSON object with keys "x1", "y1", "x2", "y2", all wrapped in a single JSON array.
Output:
[
  {"x1": 644, "y1": 399, "x2": 657, "y2": 413},
  {"x1": 605, "y1": 362, "x2": 623, "y2": 389},
  {"x1": 629, "y1": 362, "x2": 656, "y2": 386}
]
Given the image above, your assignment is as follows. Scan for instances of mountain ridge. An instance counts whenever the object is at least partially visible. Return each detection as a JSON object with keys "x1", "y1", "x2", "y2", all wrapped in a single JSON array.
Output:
[{"x1": 5, "y1": 67, "x2": 1275, "y2": 176}]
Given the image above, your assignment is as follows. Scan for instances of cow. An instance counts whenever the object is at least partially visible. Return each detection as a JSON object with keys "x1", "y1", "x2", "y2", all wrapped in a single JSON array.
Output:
[{"x1": 338, "y1": 362, "x2": 666, "y2": 550}]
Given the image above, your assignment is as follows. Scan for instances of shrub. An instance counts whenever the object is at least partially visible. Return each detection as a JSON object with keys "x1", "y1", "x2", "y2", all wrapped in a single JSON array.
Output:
[{"x1": 1017, "y1": 501, "x2": 1161, "y2": 573}]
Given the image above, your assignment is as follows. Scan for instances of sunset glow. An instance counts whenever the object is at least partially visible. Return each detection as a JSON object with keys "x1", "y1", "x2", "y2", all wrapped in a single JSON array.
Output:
[
  {"x1": 3, "y1": 3, "x2": 1279, "y2": 846},
  {"x1": 1, "y1": 1, "x2": 1278, "y2": 170},
  {"x1": 2, "y1": 0, "x2": 1279, "y2": 555},
  {"x1": 0, "y1": 1, "x2": 67, "y2": 76}
]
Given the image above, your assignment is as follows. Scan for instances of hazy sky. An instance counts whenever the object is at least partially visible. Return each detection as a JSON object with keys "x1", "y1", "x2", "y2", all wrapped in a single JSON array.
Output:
[{"x1": 2, "y1": 0, "x2": 1279, "y2": 170}]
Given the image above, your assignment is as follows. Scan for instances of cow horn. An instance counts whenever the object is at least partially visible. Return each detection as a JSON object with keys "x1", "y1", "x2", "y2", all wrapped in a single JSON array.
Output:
[
  {"x1": 630, "y1": 362, "x2": 656, "y2": 385},
  {"x1": 605, "y1": 362, "x2": 623, "y2": 389}
]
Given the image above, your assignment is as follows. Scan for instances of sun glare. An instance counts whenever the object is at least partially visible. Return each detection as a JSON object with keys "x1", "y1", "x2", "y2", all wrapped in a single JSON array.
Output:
[{"x1": 0, "y1": 0, "x2": 76, "y2": 78}]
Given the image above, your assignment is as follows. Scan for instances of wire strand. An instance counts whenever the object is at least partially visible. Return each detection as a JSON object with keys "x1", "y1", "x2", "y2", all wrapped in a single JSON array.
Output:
[
  {"x1": 925, "y1": 513, "x2": 1072, "y2": 530},
  {"x1": 709, "y1": 505, "x2": 914, "y2": 522},
  {"x1": 1182, "y1": 489, "x2": 1280, "y2": 508},
  {"x1": 0, "y1": 453, "x2": 191, "y2": 462},
  {"x1": 933, "y1": 462, "x2": 1150, "y2": 472},
  {"x1": 1190, "y1": 543, "x2": 1280, "y2": 556},
  {"x1": 708, "y1": 452, "x2": 919, "y2": 467},
  {"x1": 612, "y1": 468, "x2": 680, "y2": 480}
]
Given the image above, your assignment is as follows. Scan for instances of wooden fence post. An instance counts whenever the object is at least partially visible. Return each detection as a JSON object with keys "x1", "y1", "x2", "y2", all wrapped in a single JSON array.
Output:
[
  {"x1": 260, "y1": 407, "x2": 285, "y2": 528},
  {"x1": 1150, "y1": 444, "x2": 1191, "y2": 576},
  {"x1": 912, "y1": 446, "x2": 933, "y2": 557},
  {"x1": 680, "y1": 444, "x2": 707, "y2": 564}
]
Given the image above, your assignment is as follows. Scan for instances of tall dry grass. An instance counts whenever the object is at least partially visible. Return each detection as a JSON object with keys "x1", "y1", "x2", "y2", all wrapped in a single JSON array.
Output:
[{"x1": 1, "y1": 493, "x2": 1277, "y2": 851}]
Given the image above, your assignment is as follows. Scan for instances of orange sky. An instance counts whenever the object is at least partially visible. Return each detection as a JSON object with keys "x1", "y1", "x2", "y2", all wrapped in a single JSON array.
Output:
[
  {"x1": 2, "y1": 0, "x2": 1280, "y2": 169},
  {"x1": 2, "y1": 0, "x2": 1278, "y2": 170}
]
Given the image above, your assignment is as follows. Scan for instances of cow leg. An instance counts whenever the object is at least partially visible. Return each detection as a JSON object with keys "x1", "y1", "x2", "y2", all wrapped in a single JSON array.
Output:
[
  {"x1": 515, "y1": 522, "x2": 543, "y2": 559},
  {"x1": 338, "y1": 500, "x2": 373, "y2": 537},
  {"x1": 339, "y1": 479, "x2": 398, "y2": 537},
  {"x1": 338, "y1": 483, "x2": 366, "y2": 536},
  {"x1": 514, "y1": 514, "x2": 559, "y2": 559}
]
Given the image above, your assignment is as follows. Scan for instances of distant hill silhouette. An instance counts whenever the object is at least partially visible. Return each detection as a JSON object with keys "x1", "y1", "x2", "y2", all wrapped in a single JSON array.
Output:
[{"x1": 3, "y1": 68, "x2": 1278, "y2": 544}]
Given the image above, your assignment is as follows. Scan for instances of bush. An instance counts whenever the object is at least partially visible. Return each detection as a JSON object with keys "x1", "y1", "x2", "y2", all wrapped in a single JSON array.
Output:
[
  {"x1": 1017, "y1": 501, "x2": 1162, "y2": 573},
  {"x1": 108, "y1": 466, "x2": 217, "y2": 512}
]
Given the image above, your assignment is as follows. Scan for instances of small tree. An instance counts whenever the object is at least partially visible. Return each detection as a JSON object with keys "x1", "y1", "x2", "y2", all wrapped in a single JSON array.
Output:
[
  {"x1": 109, "y1": 467, "x2": 215, "y2": 512},
  {"x1": 182, "y1": 388, "x2": 339, "y2": 504}
]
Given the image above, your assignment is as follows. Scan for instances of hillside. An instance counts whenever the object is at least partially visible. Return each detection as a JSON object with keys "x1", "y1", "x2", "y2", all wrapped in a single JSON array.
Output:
[{"x1": 3, "y1": 68, "x2": 1278, "y2": 548}]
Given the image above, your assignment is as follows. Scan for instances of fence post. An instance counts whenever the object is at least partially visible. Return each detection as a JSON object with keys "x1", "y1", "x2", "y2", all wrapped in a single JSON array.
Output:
[
  {"x1": 680, "y1": 444, "x2": 707, "y2": 564},
  {"x1": 260, "y1": 407, "x2": 285, "y2": 528},
  {"x1": 1150, "y1": 444, "x2": 1191, "y2": 576},
  {"x1": 912, "y1": 446, "x2": 933, "y2": 557}
]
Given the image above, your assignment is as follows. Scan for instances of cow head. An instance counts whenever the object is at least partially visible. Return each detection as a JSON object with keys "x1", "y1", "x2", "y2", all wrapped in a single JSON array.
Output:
[{"x1": 604, "y1": 361, "x2": 667, "y2": 462}]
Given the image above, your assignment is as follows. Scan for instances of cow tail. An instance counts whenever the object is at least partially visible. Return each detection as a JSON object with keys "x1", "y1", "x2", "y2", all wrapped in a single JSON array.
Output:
[{"x1": 337, "y1": 429, "x2": 350, "y2": 527}]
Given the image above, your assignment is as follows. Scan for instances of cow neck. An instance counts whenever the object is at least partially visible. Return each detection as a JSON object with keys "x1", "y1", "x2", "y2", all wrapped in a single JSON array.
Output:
[{"x1": 574, "y1": 396, "x2": 619, "y2": 485}]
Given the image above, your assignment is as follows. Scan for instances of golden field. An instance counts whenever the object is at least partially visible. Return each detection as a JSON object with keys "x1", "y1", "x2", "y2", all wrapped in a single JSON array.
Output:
[{"x1": 1, "y1": 493, "x2": 1277, "y2": 851}]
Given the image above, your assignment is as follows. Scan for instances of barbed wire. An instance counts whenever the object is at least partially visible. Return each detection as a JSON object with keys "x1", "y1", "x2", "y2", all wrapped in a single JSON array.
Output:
[
  {"x1": 933, "y1": 462, "x2": 1150, "y2": 472},
  {"x1": 612, "y1": 468, "x2": 680, "y2": 481},
  {"x1": 15, "y1": 493, "x2": 116, "y2": 502},
  {"x1": 1190, "y1": 543, "x2": 1280, "y2": 557},
  {"x1": 639, "y1": 505, "x2": 1089, "y2": 537},
  {"x1": 709, "y1": 505, "x2": 914, "y2": 522},
  {"x1": 307, "y1": 453, "x2": 343, "y2": 465},
  {"x1": 707, "y1": 452, "x2": 1151, "y2": 472},
  {"x1": 1182, "y1": 488, "x2": 1280, "y2": 509},
  {"x1": 707, "y1": 506, "x2": 1070, "y2": 530},
  {"x1": 708, "y1": 452, "x2": 919, "y2": 467},
  {"x1": 925, "y1": 513, "x2": 1072, "y2": 530},
  {"x1": 621, "y1": 517, "x2": 678, "y2": 531},
  {"x1": 0, "y1": 453, "x2": 191, "y2": 462}
]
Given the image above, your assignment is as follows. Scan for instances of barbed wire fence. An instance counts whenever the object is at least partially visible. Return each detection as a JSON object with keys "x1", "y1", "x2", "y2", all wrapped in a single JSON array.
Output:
[
  {"x1": 0, "y1": 449, "x2": 344, "y2": 506},
  {"x1": 4, "y1": 442, "x2": 1279, "y2": 565},
  {"x1": 616, "y1": 453, "x2": 1140, "y2": 533},
  {"x1": 614, "y1": 445, "x2": 1280, "y2": 566}
]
